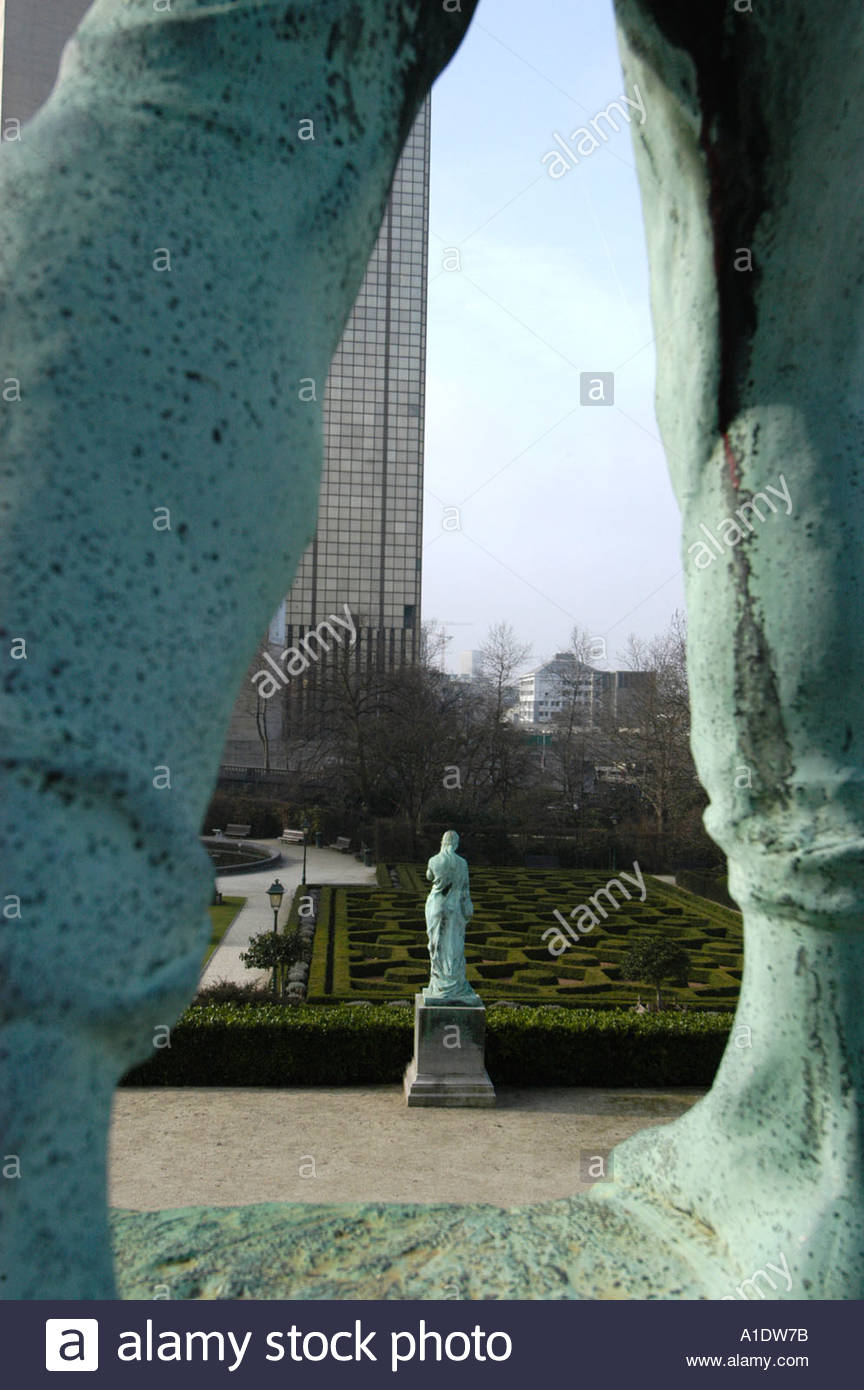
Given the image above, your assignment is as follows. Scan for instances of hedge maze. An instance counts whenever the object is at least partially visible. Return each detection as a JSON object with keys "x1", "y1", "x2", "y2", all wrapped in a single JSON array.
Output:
[{"x1": 307, "y1": 867, "x2": 743, "y2": 1010}]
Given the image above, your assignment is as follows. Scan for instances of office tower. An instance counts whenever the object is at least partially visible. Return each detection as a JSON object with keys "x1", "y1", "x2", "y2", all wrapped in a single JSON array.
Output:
[
  {"x1": 458, "y1": 651, "x2": 482, "y2": 679},
  {"x1": 226, "y1": 99, "x2": 430, "y2": 764},
  {"x1": 275, "y1": 99, "x2": 428, "y2": 669}
]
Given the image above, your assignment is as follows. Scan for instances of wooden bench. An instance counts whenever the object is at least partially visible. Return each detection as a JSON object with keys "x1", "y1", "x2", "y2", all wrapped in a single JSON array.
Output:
[
  {"x1": 330, "y1": 836, "x2": 351, "y2": 853},
  {"x1": 280, "y1": 828, "x2": 305, "y2": 844},
  {"x1": 225, "y1": 823, "x2": 252, "y2": 838}
]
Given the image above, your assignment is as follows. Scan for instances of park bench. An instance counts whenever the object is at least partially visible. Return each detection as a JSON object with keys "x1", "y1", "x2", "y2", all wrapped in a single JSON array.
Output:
[
  {"x1": 330, "y1": 836, "x2": 351, "y2": 853},
  {"x1": 280, "y1": 828, "x2": 306, "y2": 843},
  {"x1": 225, "y1": 823, "x2": 252, "y2": 838}
]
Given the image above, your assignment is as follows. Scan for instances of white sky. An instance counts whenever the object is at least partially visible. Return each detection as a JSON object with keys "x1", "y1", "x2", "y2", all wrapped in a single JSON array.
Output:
[{"x1": 422, "y1": 0, "x2": 685, "y2": 674}]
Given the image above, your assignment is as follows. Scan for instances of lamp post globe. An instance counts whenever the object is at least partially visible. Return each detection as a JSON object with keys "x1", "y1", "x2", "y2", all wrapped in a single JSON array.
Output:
[{"x1": 267, "y1": 878, "x2": 285, "y2": 934}]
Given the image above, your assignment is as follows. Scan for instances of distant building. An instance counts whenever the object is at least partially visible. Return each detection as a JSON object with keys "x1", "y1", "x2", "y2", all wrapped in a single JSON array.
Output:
[
  {"x1": 516, "y1": 653, "x2": 590, "y2": 725},
  {"x1": 515, "y1": 653, "x2": 647, "y2": 729},
  {"x1": 458, "y1": 650, "x2": 482, "y2": 679},
  {"x1": 277, "y1": 98, "x2": 428, "y2": 671},
  {"x1": 223, "y1": 99, "x2": 431, "y2": 764}
]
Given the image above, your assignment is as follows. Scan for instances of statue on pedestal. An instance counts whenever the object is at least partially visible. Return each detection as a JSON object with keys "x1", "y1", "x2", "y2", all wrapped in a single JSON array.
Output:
[
  {"x1": 422, "y1": 830, "x2": 482, "y2": 1007},
  {"x1": 404, "y1": 828, "x2": 493, "y2": 1105}
]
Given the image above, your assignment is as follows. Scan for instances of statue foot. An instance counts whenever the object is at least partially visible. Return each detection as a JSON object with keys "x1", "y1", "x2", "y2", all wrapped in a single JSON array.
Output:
[{"x1": 590, "y1": 912, "x2": 864, "y2": 1299}]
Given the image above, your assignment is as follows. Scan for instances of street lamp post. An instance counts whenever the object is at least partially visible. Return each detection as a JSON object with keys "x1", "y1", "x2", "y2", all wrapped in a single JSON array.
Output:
[
  {"x1": 301, "y1": 822, "x2": 310, "y2": 886},
  {"x1": 266, "y1": 878, "x2": 285, "y2": 996}
]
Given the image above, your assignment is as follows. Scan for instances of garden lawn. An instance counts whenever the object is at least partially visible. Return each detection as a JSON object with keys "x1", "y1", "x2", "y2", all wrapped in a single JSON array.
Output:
[{"x1": 203, "y1": 896, "x2": 246, "y2": 967}]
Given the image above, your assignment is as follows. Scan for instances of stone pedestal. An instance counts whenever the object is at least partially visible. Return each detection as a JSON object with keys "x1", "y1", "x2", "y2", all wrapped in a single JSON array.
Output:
[{"x1": 403, "y1": 994, "x2": 495, "y2": 1107}]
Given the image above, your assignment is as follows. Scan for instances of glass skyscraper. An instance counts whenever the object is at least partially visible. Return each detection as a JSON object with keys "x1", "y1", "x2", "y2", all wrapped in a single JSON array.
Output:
[
  {"x1": 225, "y1": 100, "x2": 430, "y2": 762},
  {"x1": 271, "y1": 99, "x2": 428, "y2": 670}
]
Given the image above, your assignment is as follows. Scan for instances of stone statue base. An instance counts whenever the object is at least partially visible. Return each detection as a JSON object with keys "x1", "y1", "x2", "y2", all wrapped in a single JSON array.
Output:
[{"x1": 403, "y1": 994, "x2": 495, "y2": 1107}]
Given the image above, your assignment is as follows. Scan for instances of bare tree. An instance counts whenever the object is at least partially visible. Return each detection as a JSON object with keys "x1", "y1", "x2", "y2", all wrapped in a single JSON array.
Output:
[
  {"x1": 473, "y1": 622, "x2": 533, "y2": 818},
  {"x1": 302, "y1": 623, "x2": 465, "y2": 829},
  {"x1": 477, "y1": 621, "x2": 531, "y2": 723},
  {"x1": 602, "y1": 611, "x2": 701, "y2": 833},
  {"x1": 366, "y1": 662, "x2": 465, "y2": 841},
  {"x1": 419, "y1": 620, "x2": 451, "y2": 672},
  {"x1": 545, "y1": 627, "x2": 605, "y2": 816},
  {"x1": 237, "y1": 630, "x2": 279, "y2": 771}
]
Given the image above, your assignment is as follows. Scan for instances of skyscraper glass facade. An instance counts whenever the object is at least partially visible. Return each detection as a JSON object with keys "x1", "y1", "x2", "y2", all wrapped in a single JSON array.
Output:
[
  {"x1": 272, "y1": 97, "x2": 429, "y2": 672},
  {"x1": 225, "y1": 100, "x2": 430, "y2": 760}
]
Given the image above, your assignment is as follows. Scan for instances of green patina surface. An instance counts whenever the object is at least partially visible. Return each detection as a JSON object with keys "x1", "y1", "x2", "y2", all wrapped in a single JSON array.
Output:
[
  {"x1": 4, "y1": 0, "x2": 864, "y2": 1303},
  {"x1": 110, "y1": 1196, "x2": 730, "y2": 1301},
  {"x1": 0, "y1": 0, "x2": 478, "y2": 1300}
]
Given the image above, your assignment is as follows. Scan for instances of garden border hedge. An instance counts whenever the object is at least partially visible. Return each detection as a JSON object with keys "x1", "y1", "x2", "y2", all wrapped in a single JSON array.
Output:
[
  {"x1": 306, "y1": 885, "x2": 332, "y2": 998},
  {"x1": 121, "y1": 1004, "x2": 732, "y2": 1088},
  {"x1": 675, "y1": 869, "x2": 740, "y2": 913}
]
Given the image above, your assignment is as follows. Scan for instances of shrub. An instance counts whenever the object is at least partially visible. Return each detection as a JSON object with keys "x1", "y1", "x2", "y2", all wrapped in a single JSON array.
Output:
[
  {"x1": 240, "y1": 929, "x2": 303, "y2": 998},
  {"x1": 676, "y1": 868, "x2": 740, "y2": 912},
  {"x1": 621, "y1": 939, "x2": 692, "y2": 1010},
  {"x1": 306, "y1": 886, "x2": 332, "y2": 999},
  {"x1": 123, "y1": 1004, "x2": 415, "y2": 1086},
  {"x1": 194, "y1": 981, "x2": 274, "y2": 1007},
  {"x1": 308, "y1": 866, "x2": 742, "y2": 1009},
  {"x1": 485, "y1": 1007, "x2": 731, "y2": 1086},
  {"x1": 201, "y1": 792, "x2": 283, "y2": 839},
  {"x1": 121, "y1": 1004, "x2": 732, "y2": 1088}
]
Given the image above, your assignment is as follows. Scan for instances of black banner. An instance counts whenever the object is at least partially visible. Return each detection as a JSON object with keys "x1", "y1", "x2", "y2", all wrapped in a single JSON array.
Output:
[{"x1": 4, "y1": 1299, "x2": 855, "y2": 1387}]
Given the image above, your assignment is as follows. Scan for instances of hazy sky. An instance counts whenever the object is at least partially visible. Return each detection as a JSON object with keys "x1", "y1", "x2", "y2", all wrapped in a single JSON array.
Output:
[{"x1": 423, "y1": 0, "x2": 684, "y2": 674}]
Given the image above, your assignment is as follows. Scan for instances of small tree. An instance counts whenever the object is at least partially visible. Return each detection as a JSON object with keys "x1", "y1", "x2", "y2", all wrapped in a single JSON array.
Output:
[
  {"x1": 240, "y1": 929, "x2": 302, "y2": 999},
  {"x1": 477, "y1": 621, "x2": 531, "y2": 724},
  {"x1": 620, "y1": 938, "x2": 691, "y2": 1010}
]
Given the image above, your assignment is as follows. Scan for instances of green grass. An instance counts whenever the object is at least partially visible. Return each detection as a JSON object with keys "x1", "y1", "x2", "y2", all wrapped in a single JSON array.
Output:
[
  {"x1": 203, "y1": 896, "x2": 246, "y2": 966},
  {"x1": 305, "y1": 867, "x2": 743, "y2": 1011}
]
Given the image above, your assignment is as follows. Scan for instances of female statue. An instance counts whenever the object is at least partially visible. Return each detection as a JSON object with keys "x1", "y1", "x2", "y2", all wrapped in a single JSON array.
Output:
[{"x1": 423, "y1": 830, "x2": 482, "y2": 1006}]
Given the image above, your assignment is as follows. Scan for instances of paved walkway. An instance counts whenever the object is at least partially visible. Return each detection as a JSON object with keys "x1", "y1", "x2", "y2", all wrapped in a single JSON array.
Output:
[
  {"x1": 199, "y1": 841, "x2": 376, "y2": 989},
  {"x1": 109, "y1": 1086, "x2": 704, "y2": 1210}
]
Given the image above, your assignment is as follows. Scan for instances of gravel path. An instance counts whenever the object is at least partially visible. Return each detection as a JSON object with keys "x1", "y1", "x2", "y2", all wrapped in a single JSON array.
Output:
[{"x1": 109, "y1": 1085, "x2": 704, "y2": 1210}]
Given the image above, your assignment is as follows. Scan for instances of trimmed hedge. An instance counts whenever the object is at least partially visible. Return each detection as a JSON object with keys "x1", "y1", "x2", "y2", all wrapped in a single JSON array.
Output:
[
  {"x1": 486, "y1": 1007, "x2": 730, "y2": 1086},
  {"x1": 306, "y1": 886, "x2": 332, "y2": 999},
  {"x1": 676, "y1": 869, "x2": 740, "y2": 913},
  {"x1": 311, "y1": 868, "x2": 743, "y2": 1010},
  {"x1": 121, "y1": 1004, "x2": 732, "y2": 1088}
]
